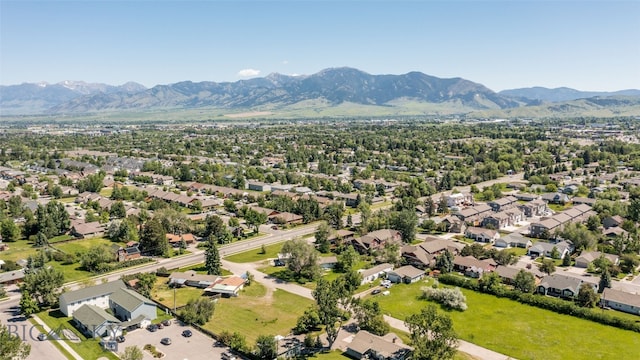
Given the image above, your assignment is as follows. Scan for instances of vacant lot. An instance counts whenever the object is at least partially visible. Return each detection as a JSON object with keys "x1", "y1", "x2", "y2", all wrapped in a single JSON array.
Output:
[
  {"x1": 202, "y1": 282, "x2": 313, "y2": 344},
  {"x1": 373, "y1": 280, "x2": 640, "y2": 360},
  {"x1": 224, "y1": 242, "x2": 284, "y2": 263},
  {"x1": 151, "y1": 277, "x2": 206, "y2": 309}
]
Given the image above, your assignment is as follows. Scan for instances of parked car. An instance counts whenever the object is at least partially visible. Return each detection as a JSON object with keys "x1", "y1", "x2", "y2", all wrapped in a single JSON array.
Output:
[
  {"x1": 161, "y1": 319, "x2": 172, "y2": 327},
  {"x1": 157, "y1": 323, "x2": 164, "y2": 329},
  {"x1": 115, "y1": 335, "x2": 125, "y2": 343},
  {"x1": 147, "y1": 324, "x2": 158, "y2": 332},
  {"x1": 372, "y1": 289, "x2": 381, "y2": 295},
  {"x1": 182, "y1": 329, "x2": 192, "y2": 337},
  {"x1": 161, "y1": 337, "x2": 172, "y2": 345},
  {"x1": 37, "y1": 333, "x2": 47, "y2": 341},
  {"x1": 222, "y1": 352, "x2": 237, "y2": 360}
]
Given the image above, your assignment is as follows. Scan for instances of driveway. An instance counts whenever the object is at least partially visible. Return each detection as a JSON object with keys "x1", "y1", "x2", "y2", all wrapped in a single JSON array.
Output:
[{"x1": 122, "y1": 319, "x2": 226, "y2": 360}]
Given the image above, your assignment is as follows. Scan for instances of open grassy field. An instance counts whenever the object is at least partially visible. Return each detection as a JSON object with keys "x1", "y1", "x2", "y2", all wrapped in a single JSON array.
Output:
[
  {"x1": 224, "y1": 242, "x2": 284, "y2": 263},
  {"x1": 53, "y1": 237, "x2": 118, "y2": 254},
  {"x1": 373, "y1": 280, "x2": 640, "y2": 360},
  {"x1": 202, "y1": 282, "x2": 313, "y2": 344},
  {"x1": 37, "y1": 309, "x2": 119, "y2": 360},
  {"x1": 150, "y1": 277, "x2": 206, "y2": 309},
  {"x1": 0, "y1": 239, "x2": 38, "y2": 262}
]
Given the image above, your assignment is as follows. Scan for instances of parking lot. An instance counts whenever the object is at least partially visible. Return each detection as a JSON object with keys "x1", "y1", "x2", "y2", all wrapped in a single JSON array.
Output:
[{"x1": 121, "y1": 319, "x2": 228, "y2": 360}]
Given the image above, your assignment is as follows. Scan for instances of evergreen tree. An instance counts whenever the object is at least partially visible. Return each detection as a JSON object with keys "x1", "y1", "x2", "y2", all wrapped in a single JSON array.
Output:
[
  {"x1": 205, "y1": 236, "x2": 222, "y2": 275},
  {"x1": 599, "y1": 268, "x2": 612, "y2": 293},
  {"x1": 19, "y1": 290, "x2": 39, "y2": 317}
]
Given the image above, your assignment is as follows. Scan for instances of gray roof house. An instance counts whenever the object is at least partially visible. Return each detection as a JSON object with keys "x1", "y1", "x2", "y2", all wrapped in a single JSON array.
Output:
[
  {"x1": 537, "y1": 274, "x2": 597, "y2": 299},
  {"x1": 109, "y1": 288, "x2": 157, "y2": 328},
  {"x1": 59, "y1": 280, "x2": 126, "y2": 317},
  {"x1": 528, "y1": 240, "x2": 572, "y2": 259},
  {"x1": 345, "y1": 330, "x2": 412, "y2": 360},
  {"x1": 386, "y1": 265, "x2": 425, "y2": 284},
  {"x1": 601, "y1": 288, "x2": 640, "y2": 315},
  {"x1": 359, "y1": 263, "x2": 393, "y2": 285},
  {"x1": 72, "y1": 304, "x2": 122, "y2": 339}
]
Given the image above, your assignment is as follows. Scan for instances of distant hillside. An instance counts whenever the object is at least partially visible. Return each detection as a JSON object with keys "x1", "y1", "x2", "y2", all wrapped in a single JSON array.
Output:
[
  {"x1": 499, "y1": 87, "x2": 640, "y2": 103},
  {"x1": 470, "y1": 96, "x2": 640, "y2": 118},
  {"x1": 0, "y1": 81, "x2": 146, "y2": 115},
  {"x1": 2, "y1": 68, "x2": 520, "y2": 115}
]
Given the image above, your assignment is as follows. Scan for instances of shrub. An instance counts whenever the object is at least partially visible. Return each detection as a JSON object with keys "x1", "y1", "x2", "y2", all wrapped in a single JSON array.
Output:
[{"x1": 420, "y1": 286, "x2": 468, "y2": 311}]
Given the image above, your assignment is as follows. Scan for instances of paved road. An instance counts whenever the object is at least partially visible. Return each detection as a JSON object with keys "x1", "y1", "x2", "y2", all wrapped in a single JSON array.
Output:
[
  {"x1": 222, "y1": 259, "x2": 516, "y2": 360},
  {"x1": 0, "y1": 296, "x2": 74, "y2": 360}
]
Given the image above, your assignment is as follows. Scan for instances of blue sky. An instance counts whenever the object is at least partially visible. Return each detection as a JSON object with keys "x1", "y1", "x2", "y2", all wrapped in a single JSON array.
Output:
[{"x1": 1, "y1": 0, "x2": 638, "y2": 91}]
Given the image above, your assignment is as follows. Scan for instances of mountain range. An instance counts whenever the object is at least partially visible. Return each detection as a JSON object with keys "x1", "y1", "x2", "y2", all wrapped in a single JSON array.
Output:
[{"x1": 1, "y1": 67, "x2": 638, "y2": 117}]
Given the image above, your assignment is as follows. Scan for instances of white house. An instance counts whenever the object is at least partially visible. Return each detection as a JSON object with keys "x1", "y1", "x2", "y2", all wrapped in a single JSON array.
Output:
[
  {"x1": 601, "y1": 288, "x2": 640, "y2": 315},
  {"x1": 359, "y1": 263, "x2": 393, "y2": 285},
  {"x1": 59, "y1": 280, "x2": 126, "y2": 317}
]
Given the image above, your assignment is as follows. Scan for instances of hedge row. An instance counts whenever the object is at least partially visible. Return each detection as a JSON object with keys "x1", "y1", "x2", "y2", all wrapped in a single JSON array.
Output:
[{"x1": 437, "y1": 273, "x2": 640, "y2": 333}]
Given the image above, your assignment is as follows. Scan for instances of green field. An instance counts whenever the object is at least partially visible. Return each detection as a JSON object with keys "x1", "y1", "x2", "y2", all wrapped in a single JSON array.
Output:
[
  {"x1": 0, "y1": 239, "x2": 39, "y2": 262},
  {"x1": 202, "y1": 282, "x2": 313, "y2": 344},
  {"x1": 36, "y1": 310, "x2": 119, "y2": 360},
  {"x1": 224, "y1": 242, "x2": 284, "y2": 263},
  {"x1": 53, "y1": 237, "x2": 118, "y2": 254},
  {"x1": 373, "y1": 280, "x2": 640, "y2": 360},
  {"x1": 151, "y1": 277, "x2": 205, "y2": 309}
]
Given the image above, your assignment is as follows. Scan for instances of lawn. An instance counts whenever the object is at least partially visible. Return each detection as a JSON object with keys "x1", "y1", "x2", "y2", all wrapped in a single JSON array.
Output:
[
  {"x1": 49, "y1": 234, "x2": 75, "y2": 243},
  {"x1": 202, "y1": 282, "x2": 313, "y2": 344},
  {"x1": 224, "y1": 242, "x2": 284, "y2": 263},
  {"x1": 53, "y1": 237, "x2": 119, "y2": 254},
  {"x1": 150, "y1": 277, "x2": 206, "y2": 309},
  {"x1": 373, "y1": 280, "x2": 640, "y2": 360},
  {"x1": 0, "y1": 239, "x2": 39, "y2": 262},
  {"x1": 36, "y1": 309, "x2": 119, "y2": 360}
]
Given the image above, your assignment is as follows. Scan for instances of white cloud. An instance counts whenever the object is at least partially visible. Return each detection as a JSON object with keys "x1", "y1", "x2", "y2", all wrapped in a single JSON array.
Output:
[
  {"x1": 282, "y1": 60, "x2": 289, "y2": 65},
  {"x1": 237, "y1": 68, "x2": 261, "y2": 77}
]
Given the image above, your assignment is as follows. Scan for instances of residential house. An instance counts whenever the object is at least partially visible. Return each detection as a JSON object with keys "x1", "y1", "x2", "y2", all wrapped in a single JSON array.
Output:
[
  {"x1": 168, "y1": 270, "x2": 220, "y2": 288},
  {"x1": 541, "y1": 193, "x2": 570, "y2": 204},
  {"x1": 537, "y1": 274, "x2": 597, "y2": 299},
  {"x1": 401, "y1": 238, "x2": 465, "y2": 269},
  {"x1": 494, "y1": 233, "x2": 532, "y2": 249},
  {"x1": 71, "y1": 221, "x2": 105, "y2": 239},
  {"x1": 601, "y1": 288, "x2": 640, "y2": 315},
  {"x1": 465, "y1": 227, "x2": 499, "y2": 243},
  {"x1": 453, "y1": 256, "x2": 496, "y2": 278},
  {"x1": 109, "y1": 288, "x2": 157, "y2": 329},
  {"x1": 482, "y1": 212, "x2": 511, "y2": 229},
  {"x1": 518, "y1": 198, "x2": 547, "y2": 217},
  {"x1": 602, "y1": 215, "x2": 624, "y2": 229},
  {"x1": 326, "y1": 229, "x2": 356, "y2": 248},
  {"x1": 59, "y1": 280, "x2": 126, "y2": 317},
  {"x1": 574, "y1": 251, "x2": 619, "y2": 268},
  {"x1": 488, "y1": 196, "x2": 518, "y2": 212},
  {"x1": 527, "y1": 240, "x2": 572, "y2": 259},
  {"x1": 352, "y1": 229, "x2": 402, "y2": 254},
  {"x1": 455, "y1": 204, "x2": 492, "y2": 226},
  {"x1": 359, "y1": 263, "x2": 393, "y2": 285},
  {"x1": 246, "y1": 181, "x2": 271, "y2": 192},
  {"x1": 603, "y1": 227, "x2": 628, "y2": 239},
  {"x1": 204, "y1": 276, "x2": 246, "y2": 297},
  {"x1": 72, "y1": 304, "x2": 122, "y2": 339},
  {"x1": 270, "y1": 212, "x2": 304, "y2": 226},
  {"x1": 495, "y1": 266, "x2": 543, "y2": 285},
  {"x1": 514, "y1": 193, "x2": 539, "y2": 202},
  {"x1": 572, "y1": 197, "x2": 596, "y2": 206},
  {"x1": 166, "y1": 233, "x2": 196, "y2": 247},
  {"x1": 441, "y1": 215, "x2": 466, "y2": 234},
  {"x1": 446, "y1": 193, "x2": 474, "y2": 208},
  {"x1": 318, "y1": 256, "x2": 338, "y2": 270},
  {"x1": 345, "y1": 330, "x2": 412, "y2": 360},
  {"x1": 0, "y1": 269, "x2": 25, "y2": 285},
  {"x1": 386, "y1": 265, "x2": 425, "y2": 284},
  {"x1": 111, "y1": 244, "x2": 141, "y2": 262}
]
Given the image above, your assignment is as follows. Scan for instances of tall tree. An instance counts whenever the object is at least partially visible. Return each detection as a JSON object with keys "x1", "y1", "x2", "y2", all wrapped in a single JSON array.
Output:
[
  {"x1": 315, "y1": 223, "x2": 331, "y2": 253},
  {"x1": 390, "y1": 210, "x2": 418, "y2": 242},
  {"x1": 435, "y1": 249, "x2": 454, "y2": 273},
  {"x1": 0, "y1": 218, "x2": 21, "y2": 242},
  {"x1": 0, "y1": 324, "x2": 31, "y2": 360},
  {"x1": 352, "y1": 299, "x2": 390, "y2": 336},
  {"x1": 599, "y1": 268, "x2": 612, "y2": 293},
  {"x1": 323, "y1": 203, "x2": 344, "y2": 230},
  {"x1": 179, "y1": 297, "x2": 216, "y2": 325},
  {"x1": 538, "y1": 259, "x2": 556, "y2": 275},
  {"x1": 513, "y1": 270, "x2": 536, "y2": 293},
  {"x1": 281, "y1": 238, "x2": 320, "y2": 281},
  {"x1": 312, "y1": 279, "x2": 342, "y2": 348},
  {"x1": 254, "y1": 335, "x2": 278, "y2": 360},
  {"x1": 405, "y1": 305, "x2": 458, "y2": 360},
  {"x1": 576, "y1": 283, "x2": 599, "y2": 308},
  {"x1": 140, "y1": 218, "x2": 169, "y2": 256},
  {"x1": 19, "y1": 290, "x2": 39, "y2": 317},
  {"x1": 22, "y1": 266, "x2": 64, "y2": 306},
  {"x1": 205, "y1": 236, "x2": 222, "y2": 275}
]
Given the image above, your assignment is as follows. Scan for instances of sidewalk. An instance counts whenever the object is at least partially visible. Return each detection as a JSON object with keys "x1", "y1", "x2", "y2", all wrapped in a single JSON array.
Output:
[{"x1": 32, "y1": 314, "x2": 84, "y2": 360}]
